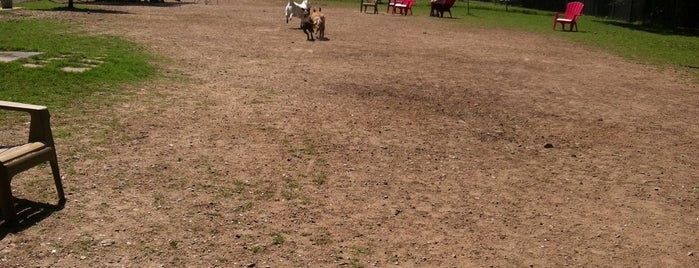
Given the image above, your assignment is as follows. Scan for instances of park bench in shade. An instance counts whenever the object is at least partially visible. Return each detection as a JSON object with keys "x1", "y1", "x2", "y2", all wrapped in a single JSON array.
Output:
[{"x1": 361, "y1": 0, "x2": 380, "y2": 14}]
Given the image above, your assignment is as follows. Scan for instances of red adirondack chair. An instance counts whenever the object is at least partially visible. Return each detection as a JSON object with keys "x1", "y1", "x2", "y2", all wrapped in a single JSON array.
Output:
[
  {"x1": 431, "y1": 0, "x2": 457, "y2": 18},
  {"x1": 386, "y1": 0, "x2": 401, "y2": 13},
  {"x1": 392, "y1": 0, "x2": 415, "y2": 15},
  {"x1": 553, "y1": 1, "x2": 584, "y2": 31}
]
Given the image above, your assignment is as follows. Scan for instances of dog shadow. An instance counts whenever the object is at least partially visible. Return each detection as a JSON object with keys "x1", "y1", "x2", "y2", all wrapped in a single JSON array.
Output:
[
  {"x1": 0, "y1": 198, "x2": 65, "y2": 239},
  {"x1": 304, "y1": 37, "x2": 330, "y2": 42},
  {"x1": 290, "y1": 27, "x2": 330, "y2": 42}
]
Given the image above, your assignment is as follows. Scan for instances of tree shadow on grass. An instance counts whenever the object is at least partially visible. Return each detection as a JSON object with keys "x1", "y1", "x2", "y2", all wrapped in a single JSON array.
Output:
[
  {"x1": 0, "y1": 198, "x2": 65, "y2": 240},
  {"x1": 83, "y1": 0, "x2": 192, "y2": 8},
  {"x1": 595, "y1": 20, "x2": 699, "y2": 37},
  {"x1": 40, "y1": 6, "x2": 130, "y2": 14},
  {"x1": 35, "y1": 0, "x2": 194, "y2": 14}
]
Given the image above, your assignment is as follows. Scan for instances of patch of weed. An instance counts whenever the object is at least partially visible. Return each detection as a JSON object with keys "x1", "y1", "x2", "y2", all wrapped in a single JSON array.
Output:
[{"x1": 272, "y1": 233, "x2": 285, "y2": 245}]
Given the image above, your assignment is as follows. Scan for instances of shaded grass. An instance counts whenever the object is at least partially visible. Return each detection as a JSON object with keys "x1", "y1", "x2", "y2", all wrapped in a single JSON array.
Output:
[
  {"x1": 13, "y1": 0, "x2": 75, "y2": 10},
  {"x1": 15, "y1": 0, "x2": 134, "y2": 14}
]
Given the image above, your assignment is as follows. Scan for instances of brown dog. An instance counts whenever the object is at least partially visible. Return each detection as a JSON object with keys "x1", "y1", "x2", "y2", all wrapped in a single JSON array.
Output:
[{"x1": 311, "y1": 8, "x2": 325, "y2": 40}]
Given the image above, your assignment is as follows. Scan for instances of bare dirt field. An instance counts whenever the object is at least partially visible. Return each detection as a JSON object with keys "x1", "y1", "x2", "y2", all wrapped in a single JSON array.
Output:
[{"x1": 1, "y1": 0, "x2": 698, "y2": 267}]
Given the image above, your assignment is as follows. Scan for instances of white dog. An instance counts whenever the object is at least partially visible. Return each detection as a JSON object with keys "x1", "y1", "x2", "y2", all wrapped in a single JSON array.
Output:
[{"x1": 285, "y1": 0, "x2": 311, "y2": 24}]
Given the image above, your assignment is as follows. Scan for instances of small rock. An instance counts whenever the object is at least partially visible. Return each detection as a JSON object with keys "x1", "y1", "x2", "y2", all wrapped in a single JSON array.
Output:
[
  {"x1": 100, "y1": 239, "x2": 115, "y2": 247},
  {"x1": 544, "y1": 143, "x2": 554, "y2": 149},
  {"x1": 688, "y1": 251, "x2": 694, "y2": 256}
]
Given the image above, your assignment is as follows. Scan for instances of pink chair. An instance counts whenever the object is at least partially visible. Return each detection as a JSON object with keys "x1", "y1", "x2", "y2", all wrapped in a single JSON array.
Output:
[
  {"x1": 386, "y1": 0, "x2": 401, "y2": 13},
  {"x1": 553, "y1": 1, "x2": 584, "y2": 31},
  {"x1": 392, "y1": 0, "x2": 414, "y2": 15}
]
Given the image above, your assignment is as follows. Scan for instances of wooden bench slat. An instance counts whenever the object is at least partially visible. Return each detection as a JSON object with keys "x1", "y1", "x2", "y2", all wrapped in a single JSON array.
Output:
[{"x1": 0, "y1": 142, "x2": 48, "y2": 163}]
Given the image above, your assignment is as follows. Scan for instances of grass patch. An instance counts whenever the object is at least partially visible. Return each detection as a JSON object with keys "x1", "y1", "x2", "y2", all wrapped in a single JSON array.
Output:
[
  {"x1": 281, "y1": 177, "x2": 300, "y2": 201},
  {"x1": 235, "y1": 201, "x2": 254, "y2": 213},
  {"x1": 0, "y1": 17, "x2": 157, "y2": 111},
  {"x1": 351, "y1": 259, "x2": 365, "y2": 268},
  {"x1": 168, "y1": 240, "x2": 180, "y2": 250},
  {"x1": 312, "y1": 170, "x2": 328, "y2": 185},
  {"x1": 249, "y1": 245, "x2": 266, "y2": 254},
  {"x1": 311, "y1": 229, "x2": 333, "y2": 246},
  {"x1": 271, "y1": 233, "x2": 285, "y2": 245},
  {"x1": 353, "y1": 246, "x2": 372, "y2": 255}
]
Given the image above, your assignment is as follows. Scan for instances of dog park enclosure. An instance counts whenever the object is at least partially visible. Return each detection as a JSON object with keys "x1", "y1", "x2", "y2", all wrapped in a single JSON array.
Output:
[{"x1": 1, "y1": 0, "x2": 698, "y2": 267}]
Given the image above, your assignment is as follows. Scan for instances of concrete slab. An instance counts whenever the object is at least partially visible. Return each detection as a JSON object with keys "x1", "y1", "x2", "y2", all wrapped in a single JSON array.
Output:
[{"x1": 0, "y1": 51, "x2": 43, "y2": 62}]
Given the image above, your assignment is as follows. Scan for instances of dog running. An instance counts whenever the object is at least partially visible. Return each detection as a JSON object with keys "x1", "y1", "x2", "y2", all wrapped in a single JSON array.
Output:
[{"x1": 311, "y1": 8, "x2": 325, "y2": 40}]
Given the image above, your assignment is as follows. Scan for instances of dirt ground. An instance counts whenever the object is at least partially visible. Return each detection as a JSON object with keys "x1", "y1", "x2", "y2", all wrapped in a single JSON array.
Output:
[{"x1": 1, "y1": 0, "x2": 698, "y2": 267}]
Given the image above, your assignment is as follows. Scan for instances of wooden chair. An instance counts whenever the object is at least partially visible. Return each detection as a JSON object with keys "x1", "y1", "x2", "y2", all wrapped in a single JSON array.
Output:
[
  {"x1": 0, "y1": 101, "x2": 65, "y2": 226},
  {"x1": 553, "y1": 1, "x2": 584, "y2": 31},
  {"x1": 430, "y1": 0, "x2": 456, "y2": 18},
  {"x1": 392, "y1": 0, "x2": 414, "y2": 15},
  {"x1": 361, "y1": 0, "x2": 380, "y2": 14}
]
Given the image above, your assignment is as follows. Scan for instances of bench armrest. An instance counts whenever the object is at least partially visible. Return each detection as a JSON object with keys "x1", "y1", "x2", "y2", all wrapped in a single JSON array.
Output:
[
  {"x1": 0, "y1": 101, "x2": 55, "y2": 145},
  {"x1": 0, "y1": 101, "x2": 48, "y2": 112}
]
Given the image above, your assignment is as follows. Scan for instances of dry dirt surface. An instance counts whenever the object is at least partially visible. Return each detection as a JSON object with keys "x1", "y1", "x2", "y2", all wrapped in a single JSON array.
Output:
[{"x1": 1, "y1": 0, "x2": 698, "y2": 267}]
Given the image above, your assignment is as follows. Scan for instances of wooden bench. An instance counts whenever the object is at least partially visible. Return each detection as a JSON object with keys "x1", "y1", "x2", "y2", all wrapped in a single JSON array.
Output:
[
  {"x1": 361, "y1": 0, "x2": 380, "y2": 14},
  {"x1": 0, "y1": 101, "x2": 65, "y2": 226}
]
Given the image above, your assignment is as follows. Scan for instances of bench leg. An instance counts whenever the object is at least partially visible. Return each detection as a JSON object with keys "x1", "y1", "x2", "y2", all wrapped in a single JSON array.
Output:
[
  {"x1": 0, "y1": 175, "x2": 17, "y2": 226},
  {"x1": 49, "y1": 160, "x2": 66, "y2": 205}
]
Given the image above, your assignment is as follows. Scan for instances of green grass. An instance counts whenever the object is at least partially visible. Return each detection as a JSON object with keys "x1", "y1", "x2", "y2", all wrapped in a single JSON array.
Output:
[
  {"x1": 271, "y1": 233, "x2": 285, "y2": 245},
  {"x1": 0, "y1": 3, "x2": 157, "y2": 111},
  {"x1": 325, "y1": 0, "x2": 699, "y2": 77}
]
